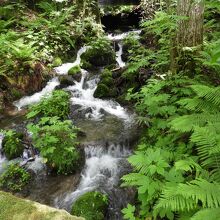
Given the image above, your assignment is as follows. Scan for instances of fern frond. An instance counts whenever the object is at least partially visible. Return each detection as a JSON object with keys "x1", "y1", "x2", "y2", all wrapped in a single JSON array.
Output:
[
  {"x1": 154, "y1": 178, "x2": 220, "y2": 215},
  {"x1": 191, "y1": 208, "x2": 220, "y2": 220}
]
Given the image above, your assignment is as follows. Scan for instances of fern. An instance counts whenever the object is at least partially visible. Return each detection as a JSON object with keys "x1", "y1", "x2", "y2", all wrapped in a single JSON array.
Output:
[
  {"x1": 191, "y1": 208, "x2": 220, "y2": 220},
  {"x1": 154, "y1": 178, "x2": 220, "y2": 214}
]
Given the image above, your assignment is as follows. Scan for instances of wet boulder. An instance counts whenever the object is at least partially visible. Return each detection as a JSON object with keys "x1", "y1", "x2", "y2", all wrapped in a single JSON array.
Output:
[
  {"x1": 68, "y1": 65, "x2": 82, "y2": 82},
  {"x1": 58, "y1": 75, "x2": 75, "y2": 89}
]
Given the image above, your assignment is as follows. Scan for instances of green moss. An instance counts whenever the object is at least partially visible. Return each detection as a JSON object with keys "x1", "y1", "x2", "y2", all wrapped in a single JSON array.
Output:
[
  {"x1": 68, "y1": 65, "x2": 81, "y2": 76},
  {"x1": 0, "y1": 191, "x2": 84, "y2": 220},
  {"x1": 2, "y1": 130, "x2": 24, "y2": 160},
  {"x1": 52, "y1": 57, "x2": 62, "y2": 67},
  {"x1": 71, "y1": 191, "x2": 108, "y2": 220}
]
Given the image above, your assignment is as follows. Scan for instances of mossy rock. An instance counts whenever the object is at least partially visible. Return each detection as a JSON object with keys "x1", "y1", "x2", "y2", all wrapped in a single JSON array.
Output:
[
  {"x1": 68, "y1": 65, "x2": 81, "y2": 76},
  {"x1": 81, "y1": 38, "x2": 115, "y2": 67},
  {"x1": 71, "y1": 191, "x2": 108, "y2": 220},
  {"x1": 52, "y1": 57, "x2": 62, "y2": 67},
  {"x1": 94, "y1": 83, "x2": 109, "y2": 98},
  {"x1": 68, "y1": 66, "x2": 82, "y2": 82},
  {"x1": 2, "y1": 131, "x2": 24, "y2": 160},
  {"x1": 0, "y1": 191, "x2": 84, "y2": 220}
]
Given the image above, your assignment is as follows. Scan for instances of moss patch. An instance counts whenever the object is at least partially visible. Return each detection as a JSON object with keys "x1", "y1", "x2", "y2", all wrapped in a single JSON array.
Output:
[
  {"x1": 52, "y1": 57, "x2": 62, "y2": 67},
  {"x1": 0, "y1": 191, "x2": 84, "y2": 220},
  {"x1": 68, "y1": 65, "x2": 81, "y2": 76},
  {"x1": 71, "y1": 191, "x2": 108, "y2": 220}
]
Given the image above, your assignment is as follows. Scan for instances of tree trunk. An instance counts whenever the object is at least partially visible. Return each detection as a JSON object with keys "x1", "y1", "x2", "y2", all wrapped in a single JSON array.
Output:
[
  {"x1": 170, "y1": 0, "x2": 204, "y2": 73},
  {"x1": 176, "y1": 0, "x2": 204, "y2": 47}
]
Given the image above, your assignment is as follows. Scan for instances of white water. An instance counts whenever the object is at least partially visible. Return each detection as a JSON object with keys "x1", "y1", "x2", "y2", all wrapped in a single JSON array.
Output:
[
  {"x1": 55, "y1": 144, "x2": 130, "y2": 210},
  {"x1": 0, "y1": 134, "x2": 7, "y2": 173},
  {"x1": 14, "y1": 77, "x2": 60, "y2": 110},
  {"x1": 66, "y1": 69, "x2": 130, "y2": 120},
  {"x1": 107, "y1": 30, "x2": 141, "y2": 41},
  {"x1": 116, "y1": 43, "x2": 126, "y2": 68},
  {"x1": 54, "y1": 46, "x2": 90, "y2": 75}
]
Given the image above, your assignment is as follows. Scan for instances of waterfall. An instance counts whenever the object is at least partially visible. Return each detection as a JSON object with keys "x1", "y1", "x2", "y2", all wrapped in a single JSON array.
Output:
[
  {"x1": 66, "y1": 69, "x2": 130, "y2": 121},
  {"x1": 13, "y1": 46, "x2": 89, "y2": 110},
  {"x1": 54, "y1": 144, "x2": 131, "y2": 213},
  {"x1": 107, "y1": 30, "x2": 141, "y2": 41},
  {"x1": 0, "y1": 134, "x2": 6, "y2": 173},
  {"x1": 116, "y1": 43, "x2": 126, "y2": 68},
  {"x1": 14, "y1": 77, "x2": 60, "y2": 110},
  {"x1": 54, "y1": 46, "x2": 90, "y2": 75}
]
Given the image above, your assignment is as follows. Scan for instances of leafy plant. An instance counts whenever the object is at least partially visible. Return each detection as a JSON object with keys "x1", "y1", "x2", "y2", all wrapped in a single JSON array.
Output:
[
  {"x1": 27, "y1": 117, "x2": 80, "y2": 174},
  {"x1": 122, "y1": 75, "x2": 220, "y2": 219},
  {"x1": 27, "y1": 90, "x2": 70, "y2": 120},
  {"x1": 1, "y1": 130, "x2": 24, "y2": 160},
  {"x1": 0, "y1": 163, "x2": 30, "y2": 192}
]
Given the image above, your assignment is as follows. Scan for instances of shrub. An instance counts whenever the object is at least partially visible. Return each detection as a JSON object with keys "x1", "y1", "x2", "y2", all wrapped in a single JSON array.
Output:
[
  {"x1": 27, "y1": 117, "x2": 80, "y2": 174},
  {"x1": 2, "y1": 130, "x2": 24, "y2": 160},
  {"x1": 0, "y1": 163, "x2": 31, "y2": 192},
  {"x1": 27, "y1": 90, "x2": 70, "y2": 120},
  {"x1": 71, "y1": 191, "x2": 108, "y2": 220}
]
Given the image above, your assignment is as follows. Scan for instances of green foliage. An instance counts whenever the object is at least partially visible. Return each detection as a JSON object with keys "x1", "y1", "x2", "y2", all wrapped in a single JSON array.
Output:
[
  {"x1": 1, "y1": 130, "x2": 24, "y2": 160},
  {"x1": 122, "y1": 75, "x2": 220, "y2": 219},
  {"x1": 27, "y1": 117, "x2": 80, "y2": 174},
  {"x1": 0, "y1": 163, "x2": 30, "y2": 192},
  {"x1": 71, "y1": 191, "x2": 108, "y2": 220},
  {"x1": 27, "y1": 90, "x2": 70, "y2": 120}
]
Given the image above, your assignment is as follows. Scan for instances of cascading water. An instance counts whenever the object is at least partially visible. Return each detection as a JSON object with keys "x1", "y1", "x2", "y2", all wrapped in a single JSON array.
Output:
[
  {"x1": 54, "y1": 46, "x2": 90, "y2": 75},
  {"x1": 66, "y1": 69, "x2": 130, "y2": 121},
  {"x1": 14, "y1": 46, "x2": 89, "y2": 110},
  {"x1": 14, "y1": 77, "x2": 60, "y2": 110},
  {"x1": 116, "y1": 43, "x2": 126, "y2": 68},
  {"x1": 55, "y1": 144, "x2": 132, "y2": 219},
  {"x1": 107, "y1": 30, "x2": 141, "y2": 41},
  {"x1": 0, "y1": 134, "x2": 6, "y2": 173},
  {"x1": 6, "y1": 30, "x2": 140, "y2": 220}
]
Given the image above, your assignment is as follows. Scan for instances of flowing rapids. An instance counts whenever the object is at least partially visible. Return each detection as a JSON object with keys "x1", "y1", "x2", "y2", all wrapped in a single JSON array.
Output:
[
  {"x1": 14, "y1": 77, "x2": 60, "y2": 110},
  {"x1": 4, "y1": 31, "x2": 141, "y2": 220},
  {"x1": 116, "y1": 43, "x2": 126, "y2": 68},
  {"x1": 54, "y1": 46, "x2": 90, "y2": 75},
  {"x1": 54, "y1": 144, "x2": 132, "y2": 219},
  {"x1": 13, "y1": 46, "x2": 89, "y2": 110},
  {"x1": 66, "y1": 70, "x2": 130, "y2": 121},
  {"x1": 0, "y1": 134, "x2": 6, "y2": 173},
  {"x1": 107, "y1": 30, "x2": 141, "y2": 41}
]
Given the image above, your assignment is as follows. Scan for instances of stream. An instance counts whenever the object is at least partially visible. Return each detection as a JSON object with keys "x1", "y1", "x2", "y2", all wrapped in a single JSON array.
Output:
[{"x1": 0, "y1": 30, "x2": 141, "y2": 219}]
